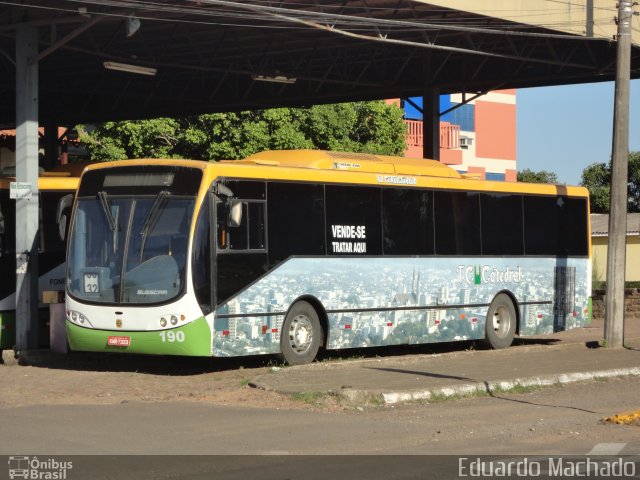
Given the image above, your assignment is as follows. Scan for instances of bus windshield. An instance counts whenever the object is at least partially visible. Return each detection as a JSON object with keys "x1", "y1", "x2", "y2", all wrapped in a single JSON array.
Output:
[{"x1": 67, "y1": 193, "x2": 195, "y2": 305}]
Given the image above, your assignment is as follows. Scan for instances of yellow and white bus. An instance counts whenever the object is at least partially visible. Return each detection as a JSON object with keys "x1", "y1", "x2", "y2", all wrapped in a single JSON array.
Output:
[
  {"x1": 0, "y1": 173, "x2": 79, "y2": 349},
  {"x1": 65, "y1": 151, "x2": 591, "y2": 364}
]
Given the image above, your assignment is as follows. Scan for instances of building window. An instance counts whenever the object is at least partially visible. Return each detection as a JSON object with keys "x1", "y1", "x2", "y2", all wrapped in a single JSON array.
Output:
[{"x1": 448, "y1": 103, "x2": 475, "y2": 132}]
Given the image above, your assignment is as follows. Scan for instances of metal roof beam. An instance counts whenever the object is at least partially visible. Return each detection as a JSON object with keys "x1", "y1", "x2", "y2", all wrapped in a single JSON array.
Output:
[{"x1": 32, "y1": 16, "x2": 102, "y2": 63}]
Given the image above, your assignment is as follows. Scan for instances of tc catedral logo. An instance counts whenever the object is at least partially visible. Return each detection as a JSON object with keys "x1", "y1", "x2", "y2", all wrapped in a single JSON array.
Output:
[
  {"x1": 8, "y1": 456, "x2": 73, "y2": 479},
  {"x1": 457, "y1": 265, "x2": 524, "y2": 285}
]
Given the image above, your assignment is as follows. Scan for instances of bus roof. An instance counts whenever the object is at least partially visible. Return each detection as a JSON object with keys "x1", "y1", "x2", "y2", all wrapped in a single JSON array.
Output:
[
  {"x1": 231, "y1": 150, "x2": 462, "y2": 178},
  {"x1": 77, "y1": 152, "x2": 589, "y2": 198}
]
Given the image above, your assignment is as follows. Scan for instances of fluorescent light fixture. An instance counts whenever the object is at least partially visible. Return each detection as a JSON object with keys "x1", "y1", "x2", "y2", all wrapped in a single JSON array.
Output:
[
  {"x1": 251, "y1": 74, "x2": 296, "y2": 84},
  {"x1": 103, "y1": 61, "x2": 157, "y2": 76}
]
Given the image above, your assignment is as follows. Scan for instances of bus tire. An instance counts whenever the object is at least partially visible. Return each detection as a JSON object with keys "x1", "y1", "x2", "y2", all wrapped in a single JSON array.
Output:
[
  {"x1": 483, "y1": 293, "x2": 516, "y2": 349},
  {"x1": 278, "y1": 301, "x2": 322, "y2": 365}
]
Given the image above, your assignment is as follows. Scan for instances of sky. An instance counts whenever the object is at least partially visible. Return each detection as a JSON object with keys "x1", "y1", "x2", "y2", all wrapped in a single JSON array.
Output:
[{"x1": 516, "y1": 79, "x2": 640, "y2": 186}]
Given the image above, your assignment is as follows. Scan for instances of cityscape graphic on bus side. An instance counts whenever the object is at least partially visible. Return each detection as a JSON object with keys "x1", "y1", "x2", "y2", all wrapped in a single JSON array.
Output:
[{"x1": 214, "y1": 257, "x2": 589, "y2": 357}]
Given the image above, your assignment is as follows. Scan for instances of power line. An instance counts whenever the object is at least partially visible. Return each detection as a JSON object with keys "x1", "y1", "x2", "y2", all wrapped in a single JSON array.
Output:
[
  {"x1": 0, "y1": 0, "x2": 616, "y2": 37},
  {"x1": 58, "y1": 0, "x2": 615, "y2": 41},
  {"x1": 0, "y1": 0, "x2": 622, "y2": 46}
]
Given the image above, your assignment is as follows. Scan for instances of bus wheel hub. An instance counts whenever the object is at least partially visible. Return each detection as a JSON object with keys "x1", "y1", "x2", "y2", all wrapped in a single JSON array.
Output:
[{"x1": 290, "y1": 315, "x2": 312, "y2": 352}]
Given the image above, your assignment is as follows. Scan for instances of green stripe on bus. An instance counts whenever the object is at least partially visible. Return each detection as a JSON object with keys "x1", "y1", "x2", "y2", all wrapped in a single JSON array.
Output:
[{"x1": 66, "y1": 317, "x2": 212, "y2": 356}]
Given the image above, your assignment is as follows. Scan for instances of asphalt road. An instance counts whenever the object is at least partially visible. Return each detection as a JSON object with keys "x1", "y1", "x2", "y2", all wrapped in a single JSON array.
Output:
[{"x1": 2, "y1": 377, "x2": 639, "y2": 456}]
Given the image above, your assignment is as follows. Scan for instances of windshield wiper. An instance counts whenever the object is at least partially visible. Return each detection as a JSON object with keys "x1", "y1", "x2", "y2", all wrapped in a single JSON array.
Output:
[
  {"x1": 98, "y1": 191, "x2": 119, "y2": 254},
  {"x1": 139, "y1": 190, "x2": 170, "y2": 260}
]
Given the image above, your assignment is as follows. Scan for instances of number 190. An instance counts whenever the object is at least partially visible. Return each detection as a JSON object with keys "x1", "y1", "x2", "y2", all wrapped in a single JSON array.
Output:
[{"x1": 159, "y1": 331, "x2": 185, "y2": 343}]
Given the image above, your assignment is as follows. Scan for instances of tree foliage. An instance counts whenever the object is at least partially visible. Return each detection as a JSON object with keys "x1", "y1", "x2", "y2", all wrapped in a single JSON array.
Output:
[
  {"x1": 517, "y1": 169, "x2": 559, "y2": 184},
  {"x1": 79, "y1": 118, "x2": 181, "y2": 161},
  {"x1": 580, "y1": 152, "x2": 640, "y2": 213},
  {"x1": 78, "y1": 101, "x2": 407, "y2": 162}
]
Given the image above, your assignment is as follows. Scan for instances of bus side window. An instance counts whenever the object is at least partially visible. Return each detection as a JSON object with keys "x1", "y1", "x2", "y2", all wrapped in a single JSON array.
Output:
[
  {"x1": 39, "y1": 191, "x2": 69, "y2": 254},
  {"x1": 56, "y1": 193, "x2": 74, "y2": 241},
  {"x1": 217, "y1": 200, "x2": 266, "y2": 252}
]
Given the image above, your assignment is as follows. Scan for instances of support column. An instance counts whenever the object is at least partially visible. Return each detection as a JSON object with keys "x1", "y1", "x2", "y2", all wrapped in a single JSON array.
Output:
[
  {"x1": 422, "y1": 88, "x2": 440, "y2": 160},
  {"x1": 15, "y1": 26, "x2": 40, "y2": 351},
  {"x1": 604, "y1": 0, "x2": 633, "y2": 349}
]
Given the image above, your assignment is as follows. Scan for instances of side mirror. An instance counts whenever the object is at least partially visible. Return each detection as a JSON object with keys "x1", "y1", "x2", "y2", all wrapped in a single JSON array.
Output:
[
  {"x1": 228, "y1": 200, "x2": 243, "y2": 227},
  {"x1": 57, "y1": 194, "x2": 74, "y2": 241}
]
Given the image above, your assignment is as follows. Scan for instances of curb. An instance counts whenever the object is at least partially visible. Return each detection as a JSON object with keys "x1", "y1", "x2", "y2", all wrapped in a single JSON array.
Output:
[
  {"x1": 251, "y1": 366, "x2": 640, "y2": 406},
  {"x1": 369, "y1": 367, "x2": 640, "y2": 405}
]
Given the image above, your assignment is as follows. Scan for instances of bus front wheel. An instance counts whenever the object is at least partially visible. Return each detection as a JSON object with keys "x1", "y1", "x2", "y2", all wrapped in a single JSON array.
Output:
[
  {"x1": 278, "y1": 301, "x2": 322, "y2": 365},
  {"x1": 483, "y1": 293, "x2": 516, "y2": 349}
]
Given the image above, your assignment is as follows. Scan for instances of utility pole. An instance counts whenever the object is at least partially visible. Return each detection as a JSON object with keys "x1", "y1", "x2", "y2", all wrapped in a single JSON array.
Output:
[{"x1": 604, "y1": 0, "x2": 634, "y2": 348}]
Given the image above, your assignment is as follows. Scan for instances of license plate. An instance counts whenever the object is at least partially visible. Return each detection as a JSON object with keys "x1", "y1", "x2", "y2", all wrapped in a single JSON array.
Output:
[{"x1": 107, "y1": 336, "x2": 131, "y2": 347}]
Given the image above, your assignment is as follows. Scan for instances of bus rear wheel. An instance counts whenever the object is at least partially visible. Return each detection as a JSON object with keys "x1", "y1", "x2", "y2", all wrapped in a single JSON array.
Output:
[
  {"x1": 278, "y1": 301, "x2": 322, "y2": 365},
  {"x1": 483, "y1": 293, "x2": 516, "y2": 349}
]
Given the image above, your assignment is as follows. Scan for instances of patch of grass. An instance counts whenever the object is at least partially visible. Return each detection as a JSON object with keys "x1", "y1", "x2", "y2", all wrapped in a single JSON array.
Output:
[
  {"x1": 239, "y1": 377, "x2": 251, "y2": 387},
  {"x1": 321, "y1": 353, "x2": 366, "y2": 363},
  {"x1": 594, "y1": 376, "x2": 611, "y2": 383},
  {"x1": 411, "y1": 389, "x2": 489, "y2": 405},
  {"x1": 291, "y1": 391, "x2": 328, "y2": 406},
  {"x1": 440, "y1": 390, "x2": 490, "y2": 403},
  {"x1": 490, "y1": 383, "x2": 546, "y2": 395},
  {"x1": 265, "y1": 359, "x2": 286, "y2": 370}
]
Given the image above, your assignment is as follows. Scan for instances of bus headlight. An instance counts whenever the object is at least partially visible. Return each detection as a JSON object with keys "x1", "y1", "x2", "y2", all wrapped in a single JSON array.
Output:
[
  {"x1": 160, "y1": 317, "x2": 167, "y2": 327},
  {"x1": 67, "y1": 310, "x2": 93, "y2": 327},
  {"x1": 170, "y1": 315, "x2": 178, "y2": 326}
]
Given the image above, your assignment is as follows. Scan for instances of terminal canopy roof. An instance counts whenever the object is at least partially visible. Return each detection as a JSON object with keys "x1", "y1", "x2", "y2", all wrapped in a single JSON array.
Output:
[{"x1": 1, "y1": 0, "x2": 639, "y2": 124}]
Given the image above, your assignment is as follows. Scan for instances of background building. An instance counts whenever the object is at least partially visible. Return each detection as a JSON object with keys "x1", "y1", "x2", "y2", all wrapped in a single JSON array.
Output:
[
  {"x1": 590, "y1": 213, "x2": 640, "y2": 283},
  {"x1": 401, "y1": 90, "x2": 517, "y2": 181}
]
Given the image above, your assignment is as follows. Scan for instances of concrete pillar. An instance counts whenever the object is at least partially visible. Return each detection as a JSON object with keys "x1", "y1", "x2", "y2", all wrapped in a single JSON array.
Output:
[{"x1": 15, "y1": 26, "x2": 40, "y2": 351}]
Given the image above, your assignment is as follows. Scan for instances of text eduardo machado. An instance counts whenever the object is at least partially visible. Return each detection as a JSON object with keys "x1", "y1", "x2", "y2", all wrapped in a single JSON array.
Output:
[{"x1": 459, "y1": 457, "x2": 637, "y2": 478}]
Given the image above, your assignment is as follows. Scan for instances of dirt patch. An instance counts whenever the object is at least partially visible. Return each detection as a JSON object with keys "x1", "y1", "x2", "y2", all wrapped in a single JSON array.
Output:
[{"x1": 0, "y1": 350, "x2": 351, "y2": 412}]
